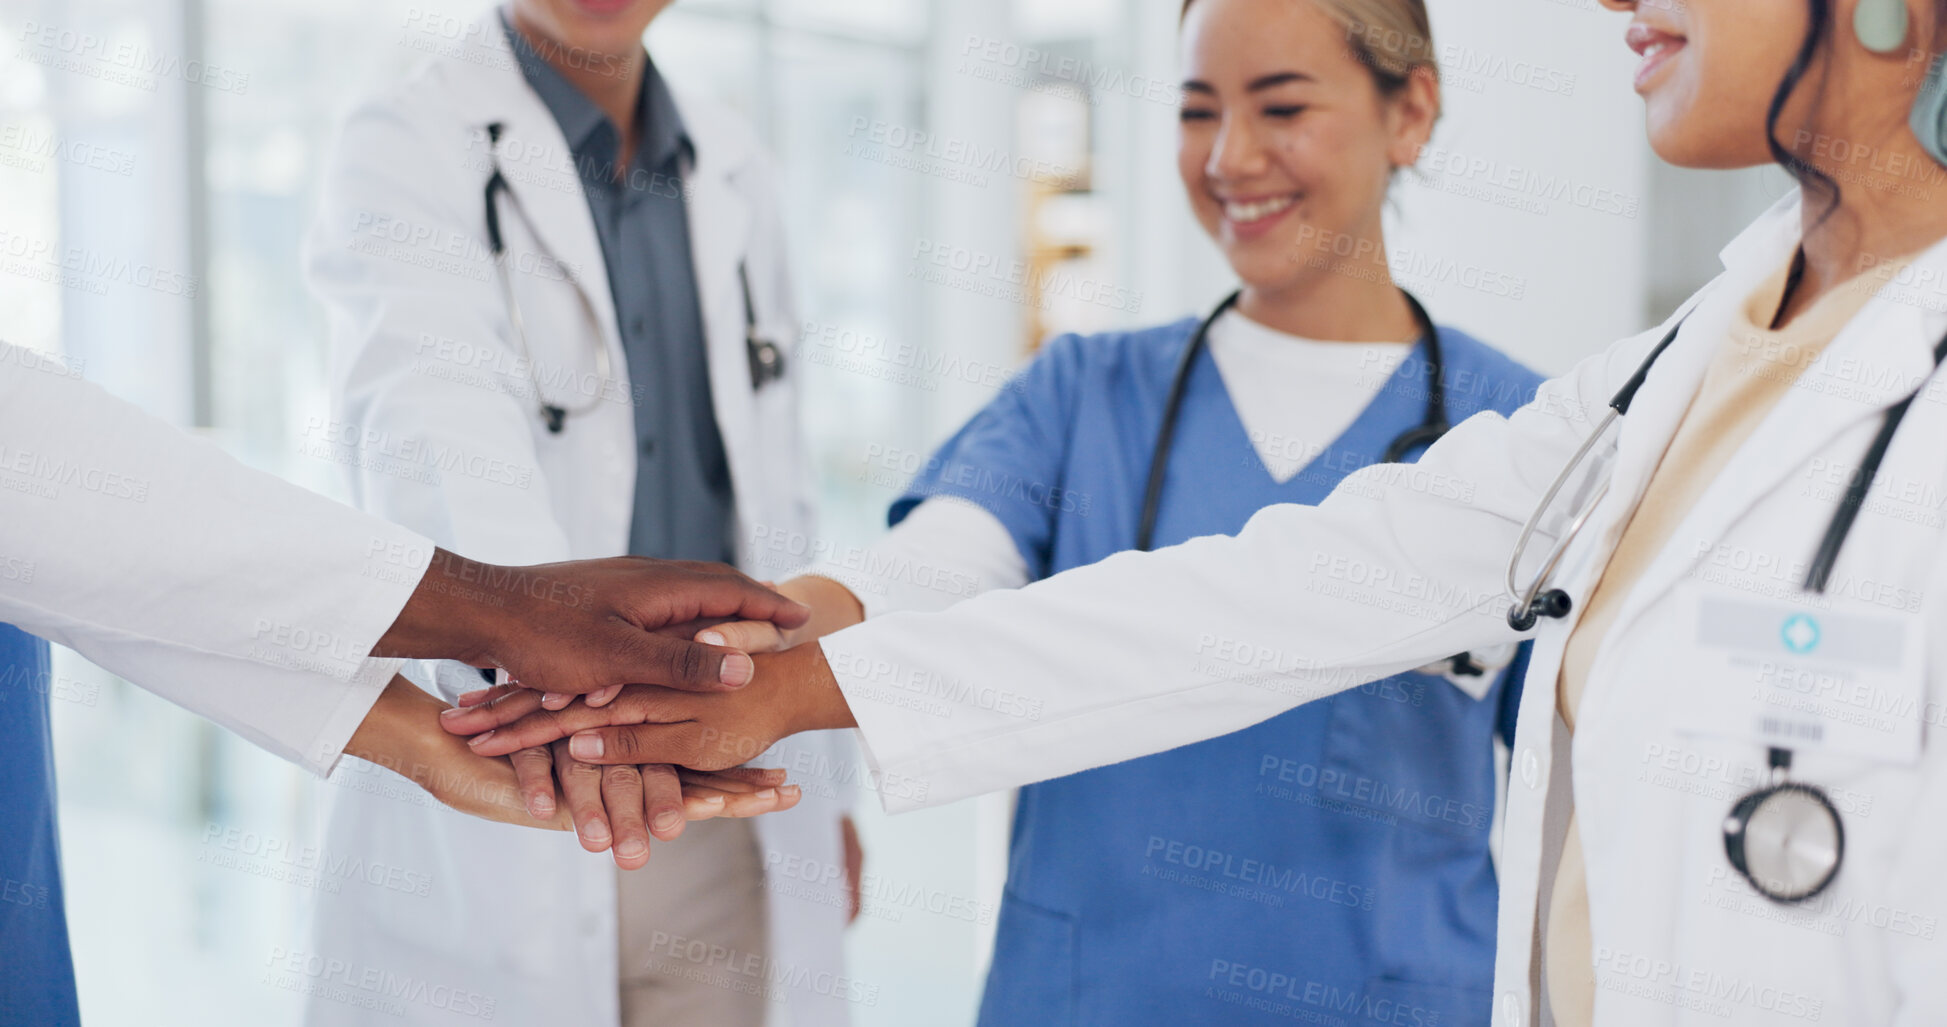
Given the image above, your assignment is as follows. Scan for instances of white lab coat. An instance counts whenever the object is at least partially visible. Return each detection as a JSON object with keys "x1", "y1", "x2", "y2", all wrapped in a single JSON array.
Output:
[
  {"x1": 826, "y1": 192, "x2": 1947, "y2": 1026},
  {"x1": 300, "y1": 21, "x2": 852, "y2": 1027},
  {"x1": 0, "y1": 348, "x2": 422, "y2": 773}
]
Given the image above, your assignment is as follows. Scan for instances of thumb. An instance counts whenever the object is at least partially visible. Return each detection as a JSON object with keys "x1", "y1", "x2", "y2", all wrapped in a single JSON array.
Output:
[{"x1": 696, "y1": 622, "x2": 789, "y2": 654}]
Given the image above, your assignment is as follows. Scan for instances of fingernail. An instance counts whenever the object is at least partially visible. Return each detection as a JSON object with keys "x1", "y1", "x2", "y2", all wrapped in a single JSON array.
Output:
[
  {"x1": 754, "y1": 788, "x2": 777, "y2": 801},
  {"x1": 719, "y1": 652, "x2": 754, "y2": 687},
  {"x1": 778, "y1": 785, "x2": 800, "y2": 800},
  {"x1": 542, "y1": 691, "x2": 570, "y2": 709},
  {"x1": 652, "y1": 810, "x2": 684, "y2": 833},
  {"x1": 698, "y1": 630, "x2": 726, "y2": 646},
  {"x1": 527, "y1": 795, "x2": 555, "y2": 818},
  {"x1": 439, "y1": 707, "x2": 466, "y2": 721},
  {"x1": 616, "y1": 839, "x2": 648, "y2": 861},
  {"x1": 467, "y1": 730, "x2": 496, "y2": 748},
  {"x1": 582, "y1": 819, "x2": 610, "y2": 846},
  {"x1": 569, "y1": 733, "x2": 603, "y2": 760}
]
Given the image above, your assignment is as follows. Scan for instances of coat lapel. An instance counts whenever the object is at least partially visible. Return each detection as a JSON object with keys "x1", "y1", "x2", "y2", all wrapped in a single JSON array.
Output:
[
  {"x1": 671, "y1": 90, "x2": 761, "y2": 509},
  {"x1": 442, "y1": 19, "x2": 623, "y2": 364},
  {"x1": 1596, "y1": 209, "x2": 1947, "y2": 658}
]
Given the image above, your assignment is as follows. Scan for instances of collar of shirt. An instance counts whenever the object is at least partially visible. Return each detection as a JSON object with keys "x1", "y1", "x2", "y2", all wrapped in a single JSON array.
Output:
[{"x1": 499, "y1": 11, "x2": 692, "y2": 190}]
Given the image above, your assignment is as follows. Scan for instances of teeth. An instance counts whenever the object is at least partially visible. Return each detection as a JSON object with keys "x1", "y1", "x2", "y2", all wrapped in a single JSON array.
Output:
[{"x1": 1224, "y1": 195, "x2": 1296, "y2": 224}]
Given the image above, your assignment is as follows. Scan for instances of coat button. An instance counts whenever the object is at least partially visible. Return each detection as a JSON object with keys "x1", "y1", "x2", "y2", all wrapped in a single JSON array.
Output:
[
  {"x1": 1520, "y1": 748, "x2": 1539, "y2": 790},
  {"x1": 1500, "y1": 990, "x2": 1523, "y2": 1027},
  {"x1": 640, "y1": 437, "x2": 659, "y2": 457}
]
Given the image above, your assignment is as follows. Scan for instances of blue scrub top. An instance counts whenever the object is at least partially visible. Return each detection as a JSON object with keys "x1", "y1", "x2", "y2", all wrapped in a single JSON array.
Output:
[
  {"x1": 893, "y1": 317, "x2": 1544, "y2": 1027},
  {"x1": 0, "y1": 623, "x2": 79, "y2": 1027}
]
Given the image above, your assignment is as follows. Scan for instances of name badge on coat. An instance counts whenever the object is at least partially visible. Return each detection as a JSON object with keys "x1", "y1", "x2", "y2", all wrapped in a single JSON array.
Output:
[{"x1": 1673, "y1": 584, "x2": 1925, "y2": 766}]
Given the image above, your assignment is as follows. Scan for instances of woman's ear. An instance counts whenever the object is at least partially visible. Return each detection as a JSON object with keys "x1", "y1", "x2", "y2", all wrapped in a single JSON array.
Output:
[{"x1": 1387, "y1": 65, "x2": 1442, "y2": 170}]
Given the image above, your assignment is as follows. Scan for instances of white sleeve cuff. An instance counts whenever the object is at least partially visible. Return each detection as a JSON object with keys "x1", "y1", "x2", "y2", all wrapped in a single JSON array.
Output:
[{"x1": 307, "y1": 656, "x2": 404, "y2": 777}]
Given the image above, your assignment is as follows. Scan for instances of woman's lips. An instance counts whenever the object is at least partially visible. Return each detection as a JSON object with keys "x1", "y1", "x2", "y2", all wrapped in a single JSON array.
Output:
[
  {"x1": 1220, "y1": 194, "x2": 1297, "y2": 239},
  {"x1": 1625, "y1": 22, "x2": 1687, "y2": 92},
  {"x1": 570, "y1": 0, "x2": 638, "y2": 14}
]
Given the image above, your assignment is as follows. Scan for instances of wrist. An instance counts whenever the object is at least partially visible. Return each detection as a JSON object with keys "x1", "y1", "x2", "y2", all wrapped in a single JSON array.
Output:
[
  {"x1": 374, "y1": 548, "x2": 504, "y2": 665},
  {"x1": 761, "y1": 642, "x2": 856, "y2": 732}
]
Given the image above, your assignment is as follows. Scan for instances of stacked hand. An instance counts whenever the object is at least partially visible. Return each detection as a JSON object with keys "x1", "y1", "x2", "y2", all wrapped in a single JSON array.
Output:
[
  {"x1": 439, "y1": 641, "x2": 857, "y2": 772},
  {"x1": 346, "y1": 676, "x2": 803, "y2": 864},
  {"x1": 354, "y1": 550, "x2": 820, "y2": 866}
]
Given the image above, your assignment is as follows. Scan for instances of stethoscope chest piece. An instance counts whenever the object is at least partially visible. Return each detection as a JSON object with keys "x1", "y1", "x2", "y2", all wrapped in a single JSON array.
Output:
[{"x1": 1722, "y1": 752, "x2": 1845, "y2": 904}]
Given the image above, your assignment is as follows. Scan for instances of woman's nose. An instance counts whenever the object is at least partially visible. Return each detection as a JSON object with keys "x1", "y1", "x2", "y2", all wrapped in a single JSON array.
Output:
[{"x1": 1206, "y1": 115, "x2": 1269, "y2": 181}]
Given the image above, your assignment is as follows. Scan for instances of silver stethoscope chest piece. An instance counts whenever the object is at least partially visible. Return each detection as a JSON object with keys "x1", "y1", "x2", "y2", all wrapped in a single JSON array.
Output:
[{"x1": 1722, "y1": 750, "x2": 1844, "y2": 903}]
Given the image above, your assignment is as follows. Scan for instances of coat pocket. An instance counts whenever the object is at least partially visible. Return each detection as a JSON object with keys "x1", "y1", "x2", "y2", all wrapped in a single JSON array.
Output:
[
  {"x1": 975, "y1": 890, "x2": 1077, "y2": 1027},
  {"x1": 1358, "y1": 975, "x2": 1492, "y2": 1027},
  {"x1": 1318, "y1": 672, "x2": 1499, "y2": 841}
]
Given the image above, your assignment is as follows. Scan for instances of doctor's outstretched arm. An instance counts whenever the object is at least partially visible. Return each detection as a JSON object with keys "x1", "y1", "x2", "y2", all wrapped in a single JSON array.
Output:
[
  {"x1": 0, "y1": 346, "x2": 805, "y2": 784},
  {"x1": 450, "y1": 325, "x2": 1661, "y2": 808}
]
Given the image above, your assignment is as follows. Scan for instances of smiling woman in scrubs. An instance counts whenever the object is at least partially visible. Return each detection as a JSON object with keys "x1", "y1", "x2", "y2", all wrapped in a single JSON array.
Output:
[{"x1": 685, "y1": 0, "x2": 1542, "y2": 1020}]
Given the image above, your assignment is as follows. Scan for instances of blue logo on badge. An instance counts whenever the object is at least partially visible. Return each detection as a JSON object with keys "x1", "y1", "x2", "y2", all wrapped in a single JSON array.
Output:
[{"x1": 1781, "y1": 613, "x2": 1821, "y2": 654}]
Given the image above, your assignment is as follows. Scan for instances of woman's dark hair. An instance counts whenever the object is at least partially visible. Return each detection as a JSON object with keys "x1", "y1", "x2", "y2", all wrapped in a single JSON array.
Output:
[
  {"x1": 1772, "y1": 0, "x2": 1947, "y2": 217},
  {"x1": 1767, "y1": 0, "x2": 1842, "y2": 214}
]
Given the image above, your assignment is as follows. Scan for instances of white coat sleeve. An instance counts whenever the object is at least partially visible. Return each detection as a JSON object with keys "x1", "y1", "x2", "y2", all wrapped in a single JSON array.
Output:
[
  {"x1": 827, "y1": 331, "x2": 1658, "y2": 812},
  {"x1": 0, "y1": 347, "x2": 427, "y2": 775},
  {"x1": 812, "y1": 497, "x2": 1029, "y2": 622}
]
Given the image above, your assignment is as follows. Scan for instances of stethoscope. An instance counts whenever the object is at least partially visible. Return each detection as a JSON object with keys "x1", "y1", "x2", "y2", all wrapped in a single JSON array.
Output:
[
  {"x1": 1136, "y1": 288, "x2": 1508, "y2": 680},
  {"x1": 1505, "y1": 284, "x2": 1947, "y2": 903},
  {"x1": 481, "y1": 122, "x2": 787, "y2": 436}
]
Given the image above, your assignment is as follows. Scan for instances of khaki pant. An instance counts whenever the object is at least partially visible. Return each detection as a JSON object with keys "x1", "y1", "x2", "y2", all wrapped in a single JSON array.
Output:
[{"x1": 617, "y1": 817, "x2": 770, "y2": 1027}]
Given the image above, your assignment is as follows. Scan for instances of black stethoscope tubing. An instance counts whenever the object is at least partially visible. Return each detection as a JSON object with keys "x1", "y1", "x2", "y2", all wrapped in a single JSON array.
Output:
[
  {"x1": 481, "y1": 122, "x2": 785, "y2": 435},
  {"x1": 1136, "y1": 287, "x2": 1446, "y2": 553}
]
